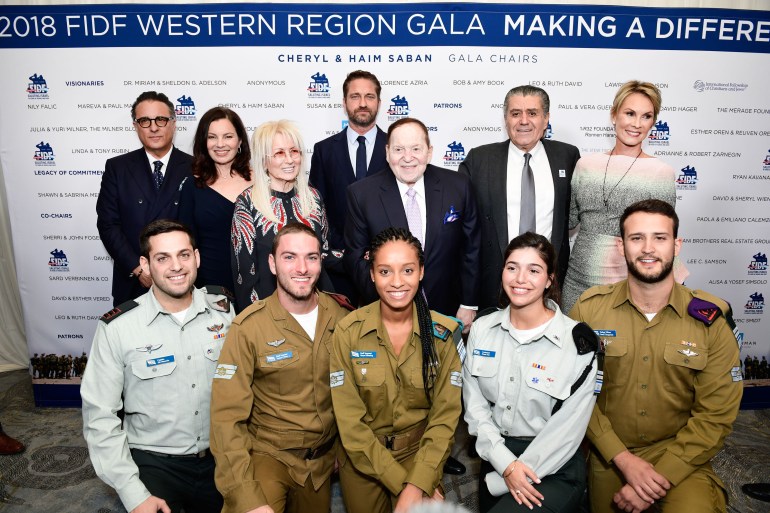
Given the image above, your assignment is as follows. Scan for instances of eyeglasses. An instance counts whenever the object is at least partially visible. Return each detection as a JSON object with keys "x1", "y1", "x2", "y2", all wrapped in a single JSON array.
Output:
[
  {"x1": 134, "y1": 116, "x2": 174, "y2": 128},
  {"x1": 271, "y1": 148, "x2": 302, "y2": 160}
]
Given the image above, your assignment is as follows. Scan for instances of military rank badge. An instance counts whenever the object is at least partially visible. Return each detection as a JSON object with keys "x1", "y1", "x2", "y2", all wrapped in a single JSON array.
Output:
[
  {"x1": 330, "y1": 370, "x2": 344, "y2": 388},
  {"x1": 214, "y1": 363, "x2": 237, "y2": 379}
]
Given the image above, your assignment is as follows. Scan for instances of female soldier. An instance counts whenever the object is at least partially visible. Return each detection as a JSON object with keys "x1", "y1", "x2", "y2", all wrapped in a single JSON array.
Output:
[
  {"x1": 330, "y1": 227, "x2": 463, "y2": 513},
  {"x1": 464, "y1": 232, "x2": 598, "y2": 512}
]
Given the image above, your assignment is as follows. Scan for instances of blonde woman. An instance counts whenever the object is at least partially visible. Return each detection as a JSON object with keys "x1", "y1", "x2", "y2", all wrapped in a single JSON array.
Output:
[{"x1": 231, "y1": 120, "x2": 338, "y2": 312}]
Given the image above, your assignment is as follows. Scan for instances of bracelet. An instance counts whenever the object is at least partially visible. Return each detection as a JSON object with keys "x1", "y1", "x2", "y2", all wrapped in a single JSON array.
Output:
[{"x1": 503, "y1": 461, "x2": 517, "y2": 478}]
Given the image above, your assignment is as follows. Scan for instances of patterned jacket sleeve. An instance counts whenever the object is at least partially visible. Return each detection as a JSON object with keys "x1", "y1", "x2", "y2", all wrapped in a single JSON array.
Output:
[{"x1": 231, "y1": 188, "x2": 259, "y2": 313}]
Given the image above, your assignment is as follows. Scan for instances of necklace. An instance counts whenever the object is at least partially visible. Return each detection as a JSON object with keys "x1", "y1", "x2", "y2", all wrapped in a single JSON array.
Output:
[{"x1": 602, "y1": 148, "x2": 643, "y2": 210}]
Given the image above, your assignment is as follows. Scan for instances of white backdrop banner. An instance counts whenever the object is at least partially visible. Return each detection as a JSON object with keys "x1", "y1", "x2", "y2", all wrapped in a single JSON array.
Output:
[{"x1": 0, "y1": 2, "x2": 768, "y2": 390}]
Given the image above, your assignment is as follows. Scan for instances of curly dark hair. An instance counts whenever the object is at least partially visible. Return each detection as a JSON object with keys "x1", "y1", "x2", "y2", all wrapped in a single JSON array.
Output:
[{"x1": 192, "y1": 107, "x2": 251, "y2": 188}]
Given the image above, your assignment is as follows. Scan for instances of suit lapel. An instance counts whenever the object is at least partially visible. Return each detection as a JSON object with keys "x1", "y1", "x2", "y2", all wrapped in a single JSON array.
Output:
[
  {"x1": 148, "y1": 148, "x2": 184, "y2": 219},
  {"x1": 128, "y1": 149, "x2": 156, "y2": 203},
  {"x1": 335, "y1": 128, "x2": 356, "y2": 184},
  {"x1": 423, "y1": 166, "x2": 443, "y2": 253},
  {"x1": 379, "y1": 170, "x2": 408, "y2": 228},
  {"x1": 369, "y1": 128, "x2": 388, "y2": 175},
  {"x1": 489, "y1": 141, "x2": 510, "y2": 251}
]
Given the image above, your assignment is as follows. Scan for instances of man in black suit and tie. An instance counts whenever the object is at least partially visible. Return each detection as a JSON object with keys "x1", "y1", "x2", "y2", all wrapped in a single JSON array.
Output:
[
  {"x1": 310, "y1": 70, "x2": 388, "y2": 301},
  {"x1": 96, "y1": 91, "x2": 192, "y2": 306},
  {"x1": 459, "y1": 85, "x2": 579, "y2": 310},
  {"x1": 345, "y1": 117, "x2": 479, "y2": 475}
]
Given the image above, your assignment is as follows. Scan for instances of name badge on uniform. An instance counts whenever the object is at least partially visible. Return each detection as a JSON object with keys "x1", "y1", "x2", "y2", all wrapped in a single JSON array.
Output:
[
  {"x1": 594, "y1": 330, "x2": 616, "y2": 337},
  {"x1": 473, "y1": 349, "x2": 496, "y2": 358},
  {"x1": 266, "y1": 351, "x2": 293, "y2": 363},
  {"x1": 146, "y1": 355, "x2": 174, "y2": 367},
  {"x1": 351, "y1": 350, "x2": 376, "y2": 359}
]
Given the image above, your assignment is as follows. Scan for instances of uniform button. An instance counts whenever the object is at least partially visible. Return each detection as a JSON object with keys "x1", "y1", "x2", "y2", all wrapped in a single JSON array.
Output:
[
  {"x1": 640, "y1": 434, "x2": 647, "y2": 440},
  {"x1": 188, "y1": 355, "x2": 192, "y2": 360},
  {"x1": 509, "y1": 377, "x2": 514, "y2": 382},
  {"x1": 197, "y1": 436, "x2": 201, "y2": 441},
  {"x1": 640, "y1": 410, "x2": 647, "y2": 416},
  {"x1": 684, "y1": 358, "x2": 690, "y2": 364},
  {"x1": 506, "y1": 405, "x2": 511, "y2": 410},
  {"x1": 394, "y1": 412, "x2": 399, "y2": 419},
  {"x1": 181, "y1": 327, "x2": 184, "y2": 332},
  {"x1": 152, "y1": 368, "x2": 157, "y2": 373},
  {"x1": 191, "y1": 384, "x2": 196, "y2": 388},
  {"x1": 195, "y1": 411, "x2": 199, "y2": 415},
  {"x1": 642, "y1": 356, "x2": 649, "y2": 362},
  {"x1": 641, "y1": 384, "x2": 648, "y2": 389},
  {"x1": 503, "y1": 430, "x2": 508, "y2": 435}
]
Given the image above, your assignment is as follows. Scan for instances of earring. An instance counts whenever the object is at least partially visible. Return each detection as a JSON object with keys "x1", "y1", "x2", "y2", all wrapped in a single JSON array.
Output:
[{"x1": 237, "y1": 145, "x2": 242, "y2": 154}]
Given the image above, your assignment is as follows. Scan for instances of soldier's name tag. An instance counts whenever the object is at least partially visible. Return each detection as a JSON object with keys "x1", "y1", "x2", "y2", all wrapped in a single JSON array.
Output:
[
  {"x1": 214, "y1": 363, "x2": 237, "y2": 379},
  {"x1": 731, "y1": 366, "x2": 743, "y2": 382},
  {"x1": 146, "y1": 355, "x2": 174, "y2": 367},
  {"x1": 266, "y1": 351, "x2": 293, "y2": 363},
  {"x1": 330, "y1": 370, "x2": 344, "y2": 387},
  {"x1": 351, "y1": 350, "x2": 376, "y2": 359},
  {"x1": 450, "y1": 371, "x2": 463, "y2": 387},
  {"x1": 594, "y1": 330, "x2": 616, "y2": 337},
  {"x1": 473, "y1": 349, "x2": 496, "y2": 358}
]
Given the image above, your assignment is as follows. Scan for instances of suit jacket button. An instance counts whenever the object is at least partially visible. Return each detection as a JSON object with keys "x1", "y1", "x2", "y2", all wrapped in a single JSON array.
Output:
[{"x1": 138, "y1": 199, "x2": 143, "y2": 204}]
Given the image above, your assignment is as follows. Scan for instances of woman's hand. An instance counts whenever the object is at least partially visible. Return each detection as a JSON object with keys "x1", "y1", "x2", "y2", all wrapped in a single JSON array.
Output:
[
  {"x1": 503, "y1": 460, "x2": 544, "y2": 509},
  {"x1": 394, "y1": 483, "x2": 425, "y2": 513}
]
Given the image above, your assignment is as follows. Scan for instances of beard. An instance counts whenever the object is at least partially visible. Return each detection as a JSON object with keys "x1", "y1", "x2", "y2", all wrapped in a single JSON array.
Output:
[
  {"x1": 347, "y1": 108, "x2": 376, "y2": 128},
  {"x1": 276, "y1": 273, "x2": 318, "y2": 302},
  {"x1": 626, "y1": 255, "x2": 674, "y2": 284}
]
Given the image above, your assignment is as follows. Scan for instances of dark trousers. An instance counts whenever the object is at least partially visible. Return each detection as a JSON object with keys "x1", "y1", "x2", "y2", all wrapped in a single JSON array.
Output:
[
  {"x1": 478, "y1": 437, "x2": 586, "y2": 513},
  {"x1": 131, "y1": 449, "x2": 223, "y2": 513}
]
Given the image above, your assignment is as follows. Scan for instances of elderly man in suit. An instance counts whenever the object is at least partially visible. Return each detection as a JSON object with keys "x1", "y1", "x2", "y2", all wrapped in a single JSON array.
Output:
[
  {"x1": 310, "y1": 70, "x2": 388, "y2": 302},
  {"x1": 459, "y1": 85, "x2": 580, "y2": 310},
  {"x1": 96, "y1": 91, "x2": 192, "y2": 306},
  {"x1": 345, "y1": 117, "x2": 479, "y2": 476}
]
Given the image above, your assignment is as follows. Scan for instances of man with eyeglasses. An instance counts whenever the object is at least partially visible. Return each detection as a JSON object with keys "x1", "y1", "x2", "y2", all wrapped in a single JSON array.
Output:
[{"x1": 97, "y1": 91, "x2": 193, "y2": 306}]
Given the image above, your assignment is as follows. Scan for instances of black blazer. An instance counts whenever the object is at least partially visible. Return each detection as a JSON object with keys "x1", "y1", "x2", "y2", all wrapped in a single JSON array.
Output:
[
  {"x1": 96, "y1": 147, "x2": 193, "y2": 305},
  {"x1": 459, "y1": 139, "x2": 579, "y2": 309},
  {"x1": 344, "y1": 164, "x2": 480, "y2": 315},
  {"x1": 309, "y1": 126, "x2": 388, "y2": 248}
]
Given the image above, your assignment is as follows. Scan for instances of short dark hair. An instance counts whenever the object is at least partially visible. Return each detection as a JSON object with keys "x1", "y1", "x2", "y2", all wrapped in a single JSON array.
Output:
[
  {"x1": 503, "y1": 85, "x2": 551, "y2": 115},
  {"x1": 131, "y1": 91, "x2": 174, "y2": 120},
  {"x1": 139, "y1": 219, "x2": 196, "y2": 258},
  {"x1": 342, "y1": 70, "x2": 381, "y2": 99},
  {"x1": 270, "y1": 222, "x2": 320, "y2": 256},
  {"x1": 192, "y1": 107, "x2": 252, "y2": 187},
  {"x1": 619, "y1": 199, "x2": 679, "y2": 238},
  {"x1": 386, "y1": 117, "x2": 431, "y2": 147},
  {"x1": 499, "y1": 232, "x2": 560, "y2": 308}
]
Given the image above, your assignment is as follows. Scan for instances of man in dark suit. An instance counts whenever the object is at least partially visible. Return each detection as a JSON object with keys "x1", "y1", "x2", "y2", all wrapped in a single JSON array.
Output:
[
  {"x1": 310, "y1": 70, "x2": 388, "y2": 301},
  {"x1": 459, "y1": 85, "x2": 579, "y2": 310},
  {"x1": 345, "y1": 117, "x2": 479, "y2": 476},
  {"x1": 96, "y1": 91, "x2": 192, "y2": 306}
]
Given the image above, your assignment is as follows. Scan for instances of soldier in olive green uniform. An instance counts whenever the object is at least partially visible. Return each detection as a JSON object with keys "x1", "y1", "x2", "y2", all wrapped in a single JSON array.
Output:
[
  {"x1": 569, "y1": 199, "x2": 743, "y2": 513},
  {"x1": 330, "y1": 227, "x2": 464, "y2": 513},
  {"x1": 210, "y1": 223, "x2": 351, "y2": 513}
]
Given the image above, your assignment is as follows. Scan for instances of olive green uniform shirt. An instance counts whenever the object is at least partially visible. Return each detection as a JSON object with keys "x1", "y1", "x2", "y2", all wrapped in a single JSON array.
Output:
[
  {"x1": 210, "y1": 292, "x2": 348, "y2": 513},
  {"x1": 569, "y1": 280, "x2": 743, "y2": 486},
  {"x1": 330, "y1": 302, "x2": 463, "y2": 496}
]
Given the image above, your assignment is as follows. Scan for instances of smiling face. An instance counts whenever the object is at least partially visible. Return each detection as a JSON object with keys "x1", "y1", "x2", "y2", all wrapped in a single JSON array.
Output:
[
  {"x1": 386, "y1": 121, "x2": 432, "y2": 186},
  {"x1": 269, "y1": 231, "x2": 321, "y2": 305},
  {"x1": 140, "y1": 230, "x2": 199, "y2": 307},
  {"x1": 207, "y1": 118, "x2": 240, "y2": 169},
  {"x1": 370, "y1": 240, "x2": 424, "y2": 313},
  {"x1": 619, "y1": 211, "x2": 681, "y2": 285},
  {"x1": 133, "y1": 100, "x2": 176, "y2": 159},
  {"x1": 504, "y1": 94, "x2": 550, "y2": 153},
  {"x1": 266, "y1": 131, "x2": 302, "y2": 189},
  {"x1": 612, "y1": 92, "x2": 656, "y2": 152},
  {"x1": 501, "y1": 247, "x2": 553, "y2": 311}
]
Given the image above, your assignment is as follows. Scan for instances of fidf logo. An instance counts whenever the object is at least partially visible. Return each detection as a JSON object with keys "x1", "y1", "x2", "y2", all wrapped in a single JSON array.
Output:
[
  {"x1": 762, "y1": 149, "x2": 770, "y2": 172},
  {"x1": 48, "y1": 249, "x2": 70, "y2": 272},
  {"x1": 675, "y1": 165, "x2": 697, "y2": 190},
  {"x1": 544, "y1": 122, "x2": 553, "y2": 140},
  {"x1": 27, "y1": 73, "x2": 49, "y2": 98},
  {"x1": 34, "y1": 141, "x2": 56, "y2": 166},
  {"x1": 307, "y1": 72, "x2": 330, "y2": 98},
  {"x1": 748, "y1": 252, "x2": 768, "y2": 276},
  {"x1": 443, "y1": 141, "x2": 466, "y2": 166},
  {"x1": 744, "y1": 292, "x2": 764, "y2": 315},
  {"x1": 387, "y1": 95, "x2": 409, "y2": 120},
  {"x1": 175, "y1": 95, "x2": 196, "y2": 121},
  {"x1": 648, "y1": 120, "x2": 670, "y2": 146}
]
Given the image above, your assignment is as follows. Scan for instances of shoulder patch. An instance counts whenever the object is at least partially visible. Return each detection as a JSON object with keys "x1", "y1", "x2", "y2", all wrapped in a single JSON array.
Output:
[
  {"x1": 325, "y1": 292, "x2": 355, "y2": 312},
  {"x1": 100, "y1": 300, "x2": 139, "y2": 324},
  {"x1": 572, "y1": 322, "x2": 599, "y2": 355},
  {"x1": 688, "y1": 296, "x2": 723, "y2": 326},
  {"x1": 202, "y1": 285, "x2": 234, "y2": 313},
  {"x1": 432, "y1": 321, "x2": 451, "y2": 341}
]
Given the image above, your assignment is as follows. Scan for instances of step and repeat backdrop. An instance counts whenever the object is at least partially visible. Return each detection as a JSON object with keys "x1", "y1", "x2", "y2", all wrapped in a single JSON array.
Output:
[{"x1": 0, "y1": 2, "x2": 768, "y2": 392}]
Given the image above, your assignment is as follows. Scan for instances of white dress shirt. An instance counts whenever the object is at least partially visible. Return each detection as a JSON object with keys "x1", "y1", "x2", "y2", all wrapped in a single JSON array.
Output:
[{"x1": 506, "y1": 141, "x2": 555, "y2": 240}]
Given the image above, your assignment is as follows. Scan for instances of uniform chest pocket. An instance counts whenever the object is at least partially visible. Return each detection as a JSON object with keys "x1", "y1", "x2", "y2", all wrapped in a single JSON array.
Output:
[
  {"x1": 601, "y1": 338, "x2": 630, "y2": 386},
  {"x1": 129, "y1": 356, "x2": 178, "y2": 407},
  {"x1": 406, "y1": 367, "x2": 431, "y2": 410},
  {"x1": 663, "y1": 342, "x2": 706, "y2": 393},
  {"x1": 131, "y1": 356, "x2": 177, "y2": 379},
  {"x1": 203, "y1": 341, "x2": 221, "y2": 362},
  {"x1": 353, "y1": 363, "x2": 386, "y2": 413},
  {"x1": 469, "y1": 353, "x2": 500, "y2": 401}
]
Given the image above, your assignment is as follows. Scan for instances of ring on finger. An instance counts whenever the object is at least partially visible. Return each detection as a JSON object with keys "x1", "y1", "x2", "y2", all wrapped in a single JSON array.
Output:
[{"x1": 515, "y1": 490, "x2": 522, "y2": 495}]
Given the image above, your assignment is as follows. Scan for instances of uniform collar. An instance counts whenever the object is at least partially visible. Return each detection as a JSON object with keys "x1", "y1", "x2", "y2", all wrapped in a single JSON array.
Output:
[
  {"x1": 359, "y1": 301, "x2": 421, "y2": 342},
  {"x1": 142, "y1": 286, "x2": 208, "y2": 326},
  {"x1": 611, "y1": 279, "x2": 687, "y2": 318},
  {"x1": 264, "y1": 289, "x2": 326, "y2": 321},
  {"x1": 499, "y1": 299, "x2": 566, "y2": 348}
]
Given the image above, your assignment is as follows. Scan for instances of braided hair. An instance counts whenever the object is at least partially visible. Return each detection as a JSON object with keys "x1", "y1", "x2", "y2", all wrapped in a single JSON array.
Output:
[{"x1": 369, "y1": 227, "x2": 439, "y2": 405}]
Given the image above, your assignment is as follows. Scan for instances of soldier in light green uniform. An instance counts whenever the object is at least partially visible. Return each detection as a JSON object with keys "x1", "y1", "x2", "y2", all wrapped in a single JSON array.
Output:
[
  {"x1": 570, "y1": 199, "x2": 743, "y2": 513},
  {"x1": 330, "y1": 227, "x2": 463, "y2": 513}
]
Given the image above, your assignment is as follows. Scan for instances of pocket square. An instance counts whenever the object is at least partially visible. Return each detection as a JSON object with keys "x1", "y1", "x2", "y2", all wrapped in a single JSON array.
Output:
[{"x1": 443, "y1": 206, "x2": 461, "y2": 224}]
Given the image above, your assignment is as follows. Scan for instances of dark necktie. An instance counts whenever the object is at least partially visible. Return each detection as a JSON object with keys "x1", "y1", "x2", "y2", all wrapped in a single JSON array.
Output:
[
  {"x1": 519, "y1": 153, "x2": 536, "y2": 234},
  {"x1": 152, "y1": 160, "x2": 164, "y2": 190},
  {"x1": 355, "y1": 135, "x2": 367, "y2": 180}
]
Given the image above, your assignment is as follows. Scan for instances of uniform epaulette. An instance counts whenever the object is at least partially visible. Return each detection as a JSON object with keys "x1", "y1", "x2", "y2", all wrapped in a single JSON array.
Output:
[
  {"x1": 689, "y1": 290, "x2": 733, "y2": 327},
  {"x1": 431, "y1": 312, "x2": 460, "y2": 341},
  {"x1": 336, "y1": 306, "x2": 369, "y2": 330},
  {"x1": 572, "y1": 322, "x2": 599, "y2": 355},
  {"x1": 324, "y1": 291, "x2": 356, "y2": 312},
  {"x1": 100, "y1": 300, "x2": 139, "y2": 324},
  {"x1": 579, "y1": 284, "x2": 615, "y2": 301},
  {"x1": 202, "y1": 285, "x2": 234, "y2": 313}
]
